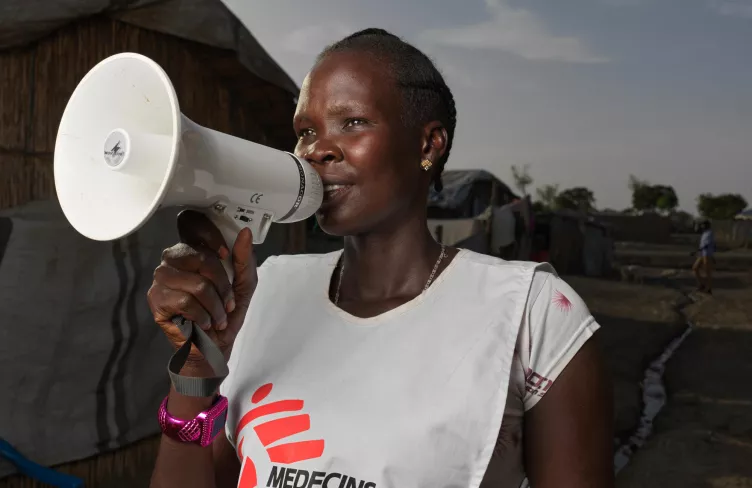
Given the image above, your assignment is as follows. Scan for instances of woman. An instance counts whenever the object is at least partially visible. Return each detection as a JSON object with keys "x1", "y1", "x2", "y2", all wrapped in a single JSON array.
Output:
[{"x1": 147, "y1": 29, "x2": 614, "y2": 488}]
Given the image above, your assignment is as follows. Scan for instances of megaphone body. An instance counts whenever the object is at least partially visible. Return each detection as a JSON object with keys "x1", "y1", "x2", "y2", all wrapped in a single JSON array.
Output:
[{"x1": 54, "y1": 53, "x2": 323, "y2": 264}]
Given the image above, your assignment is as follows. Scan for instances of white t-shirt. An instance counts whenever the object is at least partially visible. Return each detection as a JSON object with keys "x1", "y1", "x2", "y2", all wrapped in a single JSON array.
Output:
[{"x1": 220, "y1": 249, "x2": 599, "y2": 488}]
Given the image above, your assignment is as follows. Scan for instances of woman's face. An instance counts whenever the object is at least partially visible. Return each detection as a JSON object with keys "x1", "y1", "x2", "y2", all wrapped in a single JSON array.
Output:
[{"x1": 293, "y1": 51, "x2": 431, "y2": 236}]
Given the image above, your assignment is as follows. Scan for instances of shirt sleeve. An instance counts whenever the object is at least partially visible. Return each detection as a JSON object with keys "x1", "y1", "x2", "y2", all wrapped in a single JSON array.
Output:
[{"x1": 516, "y1": 269, "x2": 600, "y2": 411}]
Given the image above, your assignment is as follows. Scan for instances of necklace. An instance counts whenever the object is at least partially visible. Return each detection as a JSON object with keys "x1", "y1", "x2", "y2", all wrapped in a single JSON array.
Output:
[{"x1": 334, "y1": 244, "x2": 447, "y2": 305}]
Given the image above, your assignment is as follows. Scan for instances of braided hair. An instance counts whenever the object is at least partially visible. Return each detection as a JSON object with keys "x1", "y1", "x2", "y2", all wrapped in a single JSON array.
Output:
[{"x1": 317, "y1": 28, "x2": 457, "y2": 192}]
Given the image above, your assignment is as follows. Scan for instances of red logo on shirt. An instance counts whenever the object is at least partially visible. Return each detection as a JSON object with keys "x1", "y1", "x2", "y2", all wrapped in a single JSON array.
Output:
[
  {"x1": 525, "y1": 369, "x2": 553, "y2": 398},
  {"x1": 552, "y1": 290, "x2": 573, "y2": 313},
  {"x1": 236, "y1": 383, "x2": 325, "y2": 488}
]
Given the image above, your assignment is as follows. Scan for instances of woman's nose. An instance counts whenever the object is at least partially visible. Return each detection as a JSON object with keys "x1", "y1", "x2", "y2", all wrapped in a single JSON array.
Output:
[{"x1": 303, "y1": 139, "x2": 343, "y2": 165}]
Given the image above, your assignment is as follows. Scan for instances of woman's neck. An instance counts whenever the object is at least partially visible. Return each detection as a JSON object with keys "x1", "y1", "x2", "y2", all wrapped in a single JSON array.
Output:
[{"x1": 339, "y1": 216, "x2": 444, "y2": 302}]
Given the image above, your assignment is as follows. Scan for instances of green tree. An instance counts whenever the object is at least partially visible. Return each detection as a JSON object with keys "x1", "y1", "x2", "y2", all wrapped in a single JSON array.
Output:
[
  {"x1": 697, "y1": 193, "x2": 748, "y2": 220},
  {"x1": 628, "y1": 174, "x2": 649, "y2": 192},
  {"x1": 535, "y1": 184, "x2": 560, "y2": 210},
  {"x1": 555, "y1": 187, "x2": 596, "y2": 211},
  {"x1": 511, "y1": 164, "x2": 533, "y2": 196},
  {"x1": 628, "y1": 175, "x2": 678, "y2": 212},
  {"x1": 632, "y1": 184, "x2": 658, "y2": 211},
  {"x1": 654, "y1": 185, "x2": 679, "y2": 213}
]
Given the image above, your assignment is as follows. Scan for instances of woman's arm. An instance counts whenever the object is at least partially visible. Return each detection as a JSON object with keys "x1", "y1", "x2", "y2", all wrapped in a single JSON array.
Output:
[
  {"x1": 214, "y1": 430, "x2": 242, "y2": 488},
  {"x1": 149, "y1": 392, "x2": 241, "y2": 488},
  {"x1": 149, "y1": 387, "x2": 241, "y2": 488},
  {"x1": 523, "y1": 334, "x2": 614, "y2": 488}
]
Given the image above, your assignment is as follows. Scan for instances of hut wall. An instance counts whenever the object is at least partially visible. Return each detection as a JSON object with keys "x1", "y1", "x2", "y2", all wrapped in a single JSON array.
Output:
[{"x1": 596, "y1": 213, "x2": 672, "y2": 244}]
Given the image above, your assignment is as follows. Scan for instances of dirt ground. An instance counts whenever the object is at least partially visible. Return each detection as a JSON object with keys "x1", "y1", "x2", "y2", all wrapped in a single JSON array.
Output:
[
  {"x1": 571, "y1": 233, "x2": 752, "y2": 488},
  {"x1": 614, "y1": 269, "x2": 752, "y2": 488}
]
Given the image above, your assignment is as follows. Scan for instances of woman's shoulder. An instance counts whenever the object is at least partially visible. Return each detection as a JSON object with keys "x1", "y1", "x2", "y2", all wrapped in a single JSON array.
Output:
[
  {"x1": 457, "y1": 249, "x2": 553, "y2": 273},
  {"x1": 453, "y1": 249, "x2": 558, "y2": 292}
]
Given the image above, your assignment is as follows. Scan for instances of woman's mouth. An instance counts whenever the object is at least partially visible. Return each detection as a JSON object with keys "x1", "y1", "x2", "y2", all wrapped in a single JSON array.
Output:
[{"x1": 322, "y1": 184, "x2": 352, "y2": 205}]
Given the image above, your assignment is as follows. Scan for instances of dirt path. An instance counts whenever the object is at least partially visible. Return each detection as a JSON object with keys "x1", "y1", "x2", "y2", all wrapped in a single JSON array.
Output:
[{"x1": 617, "y1": 273, "x2": 752, "y2": 488}]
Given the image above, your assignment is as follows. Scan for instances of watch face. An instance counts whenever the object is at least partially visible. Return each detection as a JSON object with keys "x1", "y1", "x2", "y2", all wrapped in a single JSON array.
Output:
[{"x1": 209, "y1": 409, "x2": 228, "y2": 439}]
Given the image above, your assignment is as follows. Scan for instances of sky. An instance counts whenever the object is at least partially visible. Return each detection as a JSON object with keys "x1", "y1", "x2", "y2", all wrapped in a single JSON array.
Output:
[{"x1": 224, "y1": 0, "x2": 752, "y2": 213}]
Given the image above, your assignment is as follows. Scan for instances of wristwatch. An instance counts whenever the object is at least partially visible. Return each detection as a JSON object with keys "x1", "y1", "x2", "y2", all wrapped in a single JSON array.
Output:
[{"x1": 157, "y1": 395, "x2": 229, "y2": 447}]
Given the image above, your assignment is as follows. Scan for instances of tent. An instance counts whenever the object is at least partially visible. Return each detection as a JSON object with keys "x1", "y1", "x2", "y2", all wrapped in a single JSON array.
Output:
[
  {"x1": 427, "y1": 169, "x2": 517, "y2": 219},
  {"x1": 426, "y1": 170, "x2": 531, "y2": 258},
  {"x1": 0, "y1": 2, "x2": 303, "y2": 485}
]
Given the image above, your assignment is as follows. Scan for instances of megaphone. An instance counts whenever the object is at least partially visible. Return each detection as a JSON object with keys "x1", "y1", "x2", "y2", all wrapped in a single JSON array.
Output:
[{"x1": 54, "y1": 52, "x2": 323, "y2": 254}]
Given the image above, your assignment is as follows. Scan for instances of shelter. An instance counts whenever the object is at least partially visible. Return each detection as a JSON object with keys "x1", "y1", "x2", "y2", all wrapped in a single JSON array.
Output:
[
  {"x1": 712, "y1": 218, "x2": 752, "y2": 249},
  {"x1": 426, "y1": 170, "x2": 531, "y2": 259},
  {"x1": 735, "y1": 209, "x2": 752, "y2": 221},
  {"x1": 0, "y1": 2, "x2": 303, "y2": 485},
  {"x1": 595, "y1": 212, "x2": 672, "y2": 244},
  {"x1": 532, "y1": 210, "x2": 614, "y2": 277}
]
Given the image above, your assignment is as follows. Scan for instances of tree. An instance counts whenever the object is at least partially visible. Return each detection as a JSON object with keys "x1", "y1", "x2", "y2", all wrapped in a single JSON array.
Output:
[
  {"x1": 628, "y1": 175, "x2": 679, "y2": 213},
  {"x1": 632, "y1": 184, "x2": 658, "y2": 211},
  {"x1": 535, "y1": 184, "x2": 560, "y2": 210},
  {"x1": 555, "y1": 187, "x2": 596, "y2": 212},
  {"x1": 532, "y1": 201, "x2": 547, "y2": 213},
  {"x1": 511, "y1": 164, "x2": 533, "y2": 196},
  {"x1": 628, "y1": 175, "x2": 649, "y2": 192},
  {"x1": 697, "y1": 193, "x2": 748, "y2": 220},
  {"x1": 654, "y1": 185, "x2": 679, "y2": 213}
]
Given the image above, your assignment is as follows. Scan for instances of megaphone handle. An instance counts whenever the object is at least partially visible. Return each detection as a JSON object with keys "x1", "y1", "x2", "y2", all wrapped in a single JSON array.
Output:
[
  {"x1": 168, "y1": 315, "x2": 229, "y2": 397},
  {"x1": 166, "y1": 211, "x2": 241, "y2": 397},
  {"x1": 209, "y1": 210, "x2": 243, "y2": 282}
]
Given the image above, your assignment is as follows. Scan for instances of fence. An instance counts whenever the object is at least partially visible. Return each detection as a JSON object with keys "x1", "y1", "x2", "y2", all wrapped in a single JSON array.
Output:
[{"x1": 712, "y1": 219, "x2": 752, "y2": 248}]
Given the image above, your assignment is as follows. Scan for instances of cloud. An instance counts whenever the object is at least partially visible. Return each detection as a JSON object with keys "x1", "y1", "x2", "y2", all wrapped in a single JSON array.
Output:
[
  {"x1": 710, "y1": 0, "x2": 752, "y2": 18},
  {"x1": 279, "y1": 24, "x2": 357, "y2": 55},
  {"x1": 600, "y1": 0, "x2": 644, "y2": 5},
  {"x1": 418, "y1": 0, "x2": 608, "y2": 63}
]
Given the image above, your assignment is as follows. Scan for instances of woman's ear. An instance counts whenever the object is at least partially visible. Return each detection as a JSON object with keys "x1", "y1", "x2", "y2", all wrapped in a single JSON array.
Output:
[{"x1": 421, "y1": 121, "x2": 448, "y2": 163}]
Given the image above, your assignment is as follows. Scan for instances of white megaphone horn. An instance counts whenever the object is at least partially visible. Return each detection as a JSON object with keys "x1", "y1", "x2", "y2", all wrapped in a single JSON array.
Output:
[{"x1": 54, "y1": 52, "x2": 323, "y2": 262}]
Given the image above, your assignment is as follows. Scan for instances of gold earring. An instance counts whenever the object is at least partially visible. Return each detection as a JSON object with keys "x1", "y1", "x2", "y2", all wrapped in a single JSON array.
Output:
[{"x1": 421, "y1": 159, "x2": 433, "y2": 171}]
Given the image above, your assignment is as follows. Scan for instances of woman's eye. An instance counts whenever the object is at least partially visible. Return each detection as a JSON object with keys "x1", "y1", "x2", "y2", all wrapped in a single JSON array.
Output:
[
  {"x1": 298, "y1": 128, "x2": 314, "y2": 138},
  {"x1": 344, "y1": 118, "x2": 367, "y2": 128}
]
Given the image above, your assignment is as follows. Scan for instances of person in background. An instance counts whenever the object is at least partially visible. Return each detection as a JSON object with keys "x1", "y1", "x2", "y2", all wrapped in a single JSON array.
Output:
[{"x1": 691, "y1": 220, "x2": 716, "y2": 294}]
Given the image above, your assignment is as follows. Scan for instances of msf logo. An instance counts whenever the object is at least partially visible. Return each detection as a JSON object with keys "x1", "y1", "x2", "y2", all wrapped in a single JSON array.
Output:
[{"x1": 236, "y1": 383, "x2": 325, "y2": 488}]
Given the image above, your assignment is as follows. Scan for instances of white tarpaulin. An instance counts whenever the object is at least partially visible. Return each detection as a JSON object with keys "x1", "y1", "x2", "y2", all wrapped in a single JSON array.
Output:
[
  {"x1": 0, "y1": 201, "x2": 182, "y2": 478},
  {"x1": 0, "y1": 0, "x2": 298, "y2": 96}
]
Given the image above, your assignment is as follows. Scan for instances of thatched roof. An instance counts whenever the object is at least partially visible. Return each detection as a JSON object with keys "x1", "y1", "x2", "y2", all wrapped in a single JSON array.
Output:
[{"x1": 0, "y1": 0, "x2": 298, "y2": 96}]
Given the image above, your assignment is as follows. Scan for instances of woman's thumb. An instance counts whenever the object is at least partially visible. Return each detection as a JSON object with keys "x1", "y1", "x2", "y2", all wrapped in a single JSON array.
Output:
[{"x1": 231, "y1": 228, "x2": 257, "y2": 307}]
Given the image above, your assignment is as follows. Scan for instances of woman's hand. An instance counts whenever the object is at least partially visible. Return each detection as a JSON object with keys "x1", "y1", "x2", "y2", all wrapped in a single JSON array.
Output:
[{"x1": 147, "y1": 210, "x2": 257, "y2": 368}]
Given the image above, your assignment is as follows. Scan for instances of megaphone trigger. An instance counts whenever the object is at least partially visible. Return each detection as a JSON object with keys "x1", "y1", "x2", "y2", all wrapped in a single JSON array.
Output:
[{"x1": 204, "y1": 203, "x2": 265, "y2": 283}]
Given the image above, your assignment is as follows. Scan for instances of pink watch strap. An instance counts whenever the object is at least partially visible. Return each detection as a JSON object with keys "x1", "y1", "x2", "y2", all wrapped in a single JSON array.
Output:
[{"x1": 158, "y1": 395, "x2": 229, "y2": 447}]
